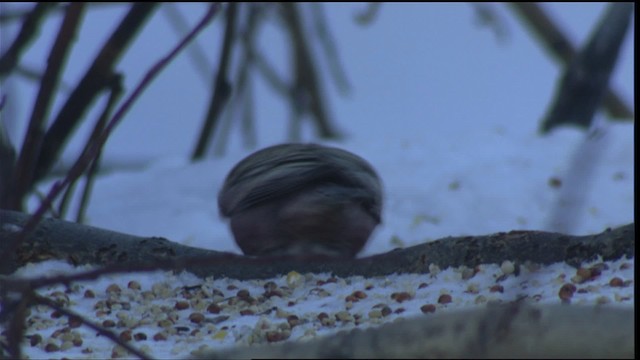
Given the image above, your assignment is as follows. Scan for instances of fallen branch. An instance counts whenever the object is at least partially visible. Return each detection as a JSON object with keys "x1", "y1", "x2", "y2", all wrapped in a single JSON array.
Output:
[{"x1": 0, "y1": 210, "x2": 633, "y2": 279}]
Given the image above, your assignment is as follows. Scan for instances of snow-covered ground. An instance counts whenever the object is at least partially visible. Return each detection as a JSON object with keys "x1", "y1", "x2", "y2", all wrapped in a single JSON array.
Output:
[{"x1": 1, "y1": 3, "x2": 634, "y2": 358}]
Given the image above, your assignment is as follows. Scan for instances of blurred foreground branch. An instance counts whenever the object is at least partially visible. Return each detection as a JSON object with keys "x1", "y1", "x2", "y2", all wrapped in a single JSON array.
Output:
[
  {"x1": 198, "y1": 302, "x2": 633, "y2": 359},
  {"x1": 539, "y1": 3, "x2": 634, "y2": 133},
  {"x1": 509, "y1": 3, "x2": 634, "y2": 130}
]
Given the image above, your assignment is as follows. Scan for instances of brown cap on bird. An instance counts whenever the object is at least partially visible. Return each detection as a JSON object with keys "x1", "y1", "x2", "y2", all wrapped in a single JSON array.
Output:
[{"x1": 218, "y1": 143, "x2": 383, "y2": 258}]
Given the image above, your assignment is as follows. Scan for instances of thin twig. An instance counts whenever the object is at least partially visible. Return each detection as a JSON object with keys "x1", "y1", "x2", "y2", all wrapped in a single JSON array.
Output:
[
  {"x1": 0, "y1": 254, "x2": 241, "y2": 294},
  {"x1": 75, "y1": 75, "x2": 124, "y2": 223},
  {"x1": 213, "y1": 3, "x2": 263, "y2": 155},
  {"x1": 192, "y1": 3, "x2": 238, "y2": 160},
  {"x1": 0, "y1": 3, "x2": 221, "y2": 266},
  {"x1": 0, "y1": 3, "x2": 57, "y2": 78},
  {"x1": 162, "y1": 3, "x2": 212, "y2": 88},
  {"x1": 310, "y1": 3, "x2": 351, "y2": 94},
  {"x1": 280, "y1": 3, "x2": 341, "y2": 139},
  {"x1": 240, "y1": 79, "x2": 257, "y2": 148},
  {"x1": 252, "y1": 50, "x2": 289, "y2": 96},
  {"x1": 34, "y1": 294, "x2": 152, "y2": 359}
]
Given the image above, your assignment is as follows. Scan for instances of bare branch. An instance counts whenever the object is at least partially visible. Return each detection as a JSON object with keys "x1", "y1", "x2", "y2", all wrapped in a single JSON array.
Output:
[{"x1": 0, "y1": 209, "x2": 633, "y2": 280}]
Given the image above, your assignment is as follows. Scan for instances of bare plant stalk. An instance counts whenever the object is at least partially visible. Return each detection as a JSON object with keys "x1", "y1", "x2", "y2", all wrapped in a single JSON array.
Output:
[
  {"x1": 539, "y1": 3, "x2": 634, "y2": 133},
  {"x1": 280, "y1": 3, "x2": 341, "y2": 140},
  {"x1": 310, "y1": 3, "x2": 351, "y2": 94},
  {"x1": 192, "y1": 3, "x2": 238, "y2": 160},
  {"x1": 6, "y1": 3, "x2": 85, "y2": 211},
  {"x1": 76, "y1": 74, "x2": 124, "y2": 223}
]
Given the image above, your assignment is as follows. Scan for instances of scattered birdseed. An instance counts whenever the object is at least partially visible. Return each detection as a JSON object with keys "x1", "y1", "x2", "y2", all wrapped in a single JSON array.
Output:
[{"x1": 8, "y1": 256, "x2": 633, "y2": 358}]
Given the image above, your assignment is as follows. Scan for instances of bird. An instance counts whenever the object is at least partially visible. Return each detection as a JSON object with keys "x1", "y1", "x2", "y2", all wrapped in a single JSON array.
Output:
[{"x1": 218, "y1": 143, "x2": 383, "y2": 258}]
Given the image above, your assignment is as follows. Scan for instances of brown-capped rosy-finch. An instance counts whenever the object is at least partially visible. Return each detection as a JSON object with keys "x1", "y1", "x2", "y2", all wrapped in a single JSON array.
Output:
[{"x1": 218, "y1": 143, "x2": 382, "y2": 258}]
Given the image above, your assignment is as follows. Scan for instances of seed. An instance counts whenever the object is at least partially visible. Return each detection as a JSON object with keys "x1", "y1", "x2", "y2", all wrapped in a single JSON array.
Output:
[
  {"x1": 420, "y1": 304, "x2": 436, "y2": 314},
  {"x1": 236, "y1": 289, "x2": 250, "y2": 299},
  {"x1": 207, "y1": 303, "x2": 222, "y2": 314},
  {"x1": 68, "y1": 316, "x2": 82, "y2": 328},
  {"x1": 29, "y1": 334, "x2": 42, "y2": 346},
  {"x1": 501, "y1": 260, "x2": 515, "y2": 275},
  {"x1": 558, "y1": 283, "x2": 577, "y2": 302},
  {"x1": 175, "y1": 301, "x2": 190, "y2": 310},
  {"x1": 287, "y1": 315, "x2": 300, "y2": 327},
  {"x1": 105, "y1": 284, "x2": 121, "y2": 295},
  {"x1": 119, "y1": 330, "x2": 132, "y2": 342},
  {"x1": 609, "y1": 277, "x2": 624, "y2": 287},
  {"x1": 189, "y1": 312, "x2": 205, "y2": 324},
  {"x1": 102, "y1": 320, "x2": 116, "y2": 328},
  {"x1": 266, "y1": 330, "x2": 290, "y2": 342},
  {"x1": 335, "y1": 311, "x2": 353, "y2": 322},
  {"x1": 44, "y1": 343, "x2": 59, "y2": 352},
  {"x1": 390, "y1": 292, "x2": 413, "y2": 303}
]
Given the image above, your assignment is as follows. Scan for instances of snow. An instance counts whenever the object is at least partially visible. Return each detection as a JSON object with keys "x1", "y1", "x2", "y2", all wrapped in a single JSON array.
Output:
[{"x1": 0, "y1": 3, "x2": 634, "y2": 359}]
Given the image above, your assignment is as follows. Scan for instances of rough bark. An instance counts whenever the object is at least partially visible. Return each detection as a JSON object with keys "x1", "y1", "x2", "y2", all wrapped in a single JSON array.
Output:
[
  {"x1": 194, "y1": 302, "x2": 634, "y2": 359},
  {"x1": 0, "y1": 210, "x2": 634, "y2": 279}
]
